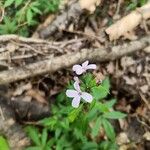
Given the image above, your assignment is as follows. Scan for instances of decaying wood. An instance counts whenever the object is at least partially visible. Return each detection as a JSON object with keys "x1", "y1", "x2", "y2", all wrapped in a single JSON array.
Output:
[
  {"x1": 39, "y1": 1, "x2": 82, "y2": 39},
  {"x1": 0, "y1": 93, "x2": 30, "y2": 149},
  {"x1": 0, "y1": 35, "x2": 150, "y2": 84},
  {"x1": 105, "y1": 2, "x2": 150, "y2": 41},
  {"x1": 11, "y1": 99, "x2": 50, "y2": 121}
]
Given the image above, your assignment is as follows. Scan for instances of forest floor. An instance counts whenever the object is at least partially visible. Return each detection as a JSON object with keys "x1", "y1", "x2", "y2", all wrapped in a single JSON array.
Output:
[{"x1": 0, "y1": 0, "x2": 150, "y2": 149}]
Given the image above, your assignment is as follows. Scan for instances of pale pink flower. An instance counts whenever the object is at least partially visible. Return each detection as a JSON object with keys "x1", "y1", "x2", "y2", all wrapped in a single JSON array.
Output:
[
  {"x1": 66, "y1": 81, "x2": 93, "y2": 108},
  {"x1": 73, "y1": 76, "x2": 80, "y2": 84},
  {"x1": 72, "y1": 60, "x2": 96, "y2": 75}
]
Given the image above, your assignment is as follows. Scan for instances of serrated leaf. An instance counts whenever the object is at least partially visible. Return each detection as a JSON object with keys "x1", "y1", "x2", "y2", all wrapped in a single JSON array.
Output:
[
  {"x1": 101, "y1": 77, "x2": 110, "y2": 92},
  {"x1": 39, "y1": 117, "x2": 57, "y2": 129},
  {"x1": 26, "y1": 8, "x2": 33, "y2": 25},
  {"x1": 74, "y1": 128, "x2": 87, "y2": 142},
  {"x1": 102, "y1": 119, "x2": 116, "y2": 141},
  {"x1": 82, "y1": 73, "x2": 96, "y2": 87},
  {"x1": 96, "y1": 102, "x2": 109, "y2": 113},
  {"x1": 103, "y1": 111, "x2": 126, "y2": 119},
  {"x1": 55, "y1": 128, "x2": 61, "y2": 139},
  {"x1": 105, "y1": 99, "x2": 116, "y2": 109},
  {"x1": 82, "y1": 142, "x2": 98, "y2": 150},
  {"x1": 91, "y1": 76, "x2": 110, "y2": 101},
  {"x1": 25, "y1": 126, "x2": 41, "y2": 146},
  {"x1": 31, "y1": 7, "x2": 42, "y2": 14},
  {"x1": 91, "y1": 117, "x2": 101, "y2": 137},
  {"x1": 15, "y1": 0, "x2": 23, "y2": 7},
  {"x1": 4, "y1": 0, "x2": 15, "y2": 7},
  {"x1": 0, "y1": 136, "x2": 9, "y2": 150},
  {"x1": 92, "y1": 86, "x2": 108, "y2": 101},
  {"x1": 87, "y1": 107, "x2": 97, "y2": 121},
  {"x1": 68, "y1": 105, "x2": 83, "y2": 122},
  {"x1": 99, "y1": 140, "x2": 118, "y2": 150},
  {"x1": 46, "y1": 138, "x2": 55, "y2": 148},
  {"x1": 41, "y1": 129, "x2": 48, "y2": 147}
]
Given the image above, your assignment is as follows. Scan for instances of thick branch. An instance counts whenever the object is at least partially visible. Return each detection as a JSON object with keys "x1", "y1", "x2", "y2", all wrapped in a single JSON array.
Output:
[{"x1": 0, "y1": 36, "x2": 150, "y2": 84}]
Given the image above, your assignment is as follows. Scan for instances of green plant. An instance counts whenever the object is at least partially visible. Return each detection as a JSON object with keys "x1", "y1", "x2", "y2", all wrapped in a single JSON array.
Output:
[
  {"x1": 25, "y1": 61, "x2": 126, "y2": 150},
  {"x1": 126, "y1": 0, "x2": 148, "y2": 11},
  {"x1": 0, "y1": 0, "x2": 60, "y2": 36},
  {"x1": 0, "y1": 136, "x2": 10, "y2": 150}
]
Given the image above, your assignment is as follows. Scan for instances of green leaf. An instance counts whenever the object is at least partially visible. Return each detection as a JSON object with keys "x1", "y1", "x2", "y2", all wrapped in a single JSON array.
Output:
[
  {"x1": 95, "y1": 102, "x2": 109, "y2": 113},
  {"x1": 26, "y1": 9, "x2": 33, "y2": 25},
  {"x1": 55, "y1": 128, "x2": 61, "y2": 139},
  {"x1": 101, "y1": 77, "x2": 110, "y2": 92},
  {"x1": 15, "y1": 0, "x2": 23, "y2": 7},
  {"x1": 46, "y1": 138, "x2": 55, "y2": 148},
  {"x1": 56, "y1": 92, "x2": 66, "y2": 102},
  {"x1": 102, "y1": 119, "x2": 116, "y2": 141},
  {"x1": 92, "y1": 77, "x2": 110, "y2": 100},
  {"x1": 87, "y1": 107, "x2": 97, "y2": 121},
  {"x1": 82, "y1": 73, "x2": 96, "y2": 87},
  {"x1": 104, "y1": 99, "x2": 116, "y2": 109},
  {"x1": 92, "y1": 86, "x2": 107, "y2": 100},
  {"x1": 140, "y1": 0, "x2": 147, "y2": 6},
  {"x1": 73, "y1": 128, "x2": 87, "y2": 142},
  {"x1": 103, "y1": 111, "x2": 126, "y2": 119},
  {"x1": 25, "y1": 146, "x2": 41, "y2": 150},
  {"x1": 68, "y1": 105, "x2": 83, "y2": 122},
  {"x1": 0, "y1": 136, "x2": 9, "y2": 150},
  {"x1": 39, "y1": 117, "x2": 57, "y2": 129},
  {"x1": 60, "y1": 118, "x2": 69, "y2": 129},
  {"x1": 31, "y1": 7, "x2": 42, "y2": 14},
  {"x1": 4, "y1": 0, "x2": 15, "y2": 7},
  {"x1": 25, "y1": 126, "x2": 41, "y2": 146},
  {"x1": 99, "y1": 140, "x2": 118, "y2": 150},
  {"x1": 91, "y1": 117, "x2": 101, "y2": 137},
  {"x1": 41, "y1": 129, "x2": 48, "y2": 147},
  {"x1": 82, "y1": 142, "x2": 98, "y2": 150}
]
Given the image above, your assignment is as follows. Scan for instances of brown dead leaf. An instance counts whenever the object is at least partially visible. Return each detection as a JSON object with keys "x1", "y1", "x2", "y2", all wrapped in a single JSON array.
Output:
[
  {"x1": 13, "y1": 83, "x2": 32, "y2": 96},
  {"x1": 106, "y1": 62, "x2": 115, "y2": 74},
  {"x1": 121, "y1": 56, "x2": 135, "y2": 69},
  {"x1": 144, "y1": 46, "x2": 150, "y2": 53},
  {"x1": 79, "y1": 0, "x2": 101, "y2": 13},
  {"x1": 116, "y1": 132, "x2": 130, "y2": 145},
  {"x1": 123, "y1": 76, "x2": 137, "y2": 85},
  {"x1": 93, "y1": 72, "x2": 105, "y2": 83},
  {"x1": 105, "y1": 2, "x2": 150, "y2": 40},
  {"x1": 143, "y1": 132, "x2": 150, "y2": 141},
  {"x1": 26, "y1": 89, "x2": 48, "y2": 104},
  {"x1": 140, "y1": 85, "x2": 149, "y2": 93}
]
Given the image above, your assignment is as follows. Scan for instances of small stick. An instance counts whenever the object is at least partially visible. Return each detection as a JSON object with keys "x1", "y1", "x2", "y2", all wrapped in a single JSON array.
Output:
[{"x1": 0, "y1": 106, "x2": 5, "y2": 120}]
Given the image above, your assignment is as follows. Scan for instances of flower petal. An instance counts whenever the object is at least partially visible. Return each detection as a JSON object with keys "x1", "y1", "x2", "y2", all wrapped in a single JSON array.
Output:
[
  {"x1": 82, "y1": 60, "x2": 89, "y2": 67},
  {"x1": 86, "y1": 64, "x2": 96, "y2": 70},
  {"x1": 73, "y1": 76, "x2": 80, "y2": 83},
  {"x1": 73, "y1": 82, "x2": 81, "y2": 92},
  {"x1": 66, "y1": 90, "x2": 78, "y2": 98},
  {"x1": 72, "y1": 65, "x2": 84, "y2": 75},
  {"x1": 72, "y1": 95, "x2": 81, "y2": 108},
  {"x1": 81, "y1": 92, "x2": 93, "y2": 103}
]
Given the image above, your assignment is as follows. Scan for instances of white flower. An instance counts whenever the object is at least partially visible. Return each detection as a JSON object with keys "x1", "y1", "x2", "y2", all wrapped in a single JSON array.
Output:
[
  {"x1": 72, "y1": 60, "x2": 96, "y2": 75},
  {"x1": 66, "y1": 81, "x2": 93, "y2": 108}
]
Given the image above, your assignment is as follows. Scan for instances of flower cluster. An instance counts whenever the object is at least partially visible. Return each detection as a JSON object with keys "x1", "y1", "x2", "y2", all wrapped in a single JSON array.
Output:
[{"x1": 66, "y1": 61, "x2": 96, "y2": 108}]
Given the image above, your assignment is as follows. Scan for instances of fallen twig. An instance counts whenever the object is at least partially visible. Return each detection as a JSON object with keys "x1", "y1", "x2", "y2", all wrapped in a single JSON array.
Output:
[{"x1": 0, "y1": 35, "x2": 150, "y2": 84}]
